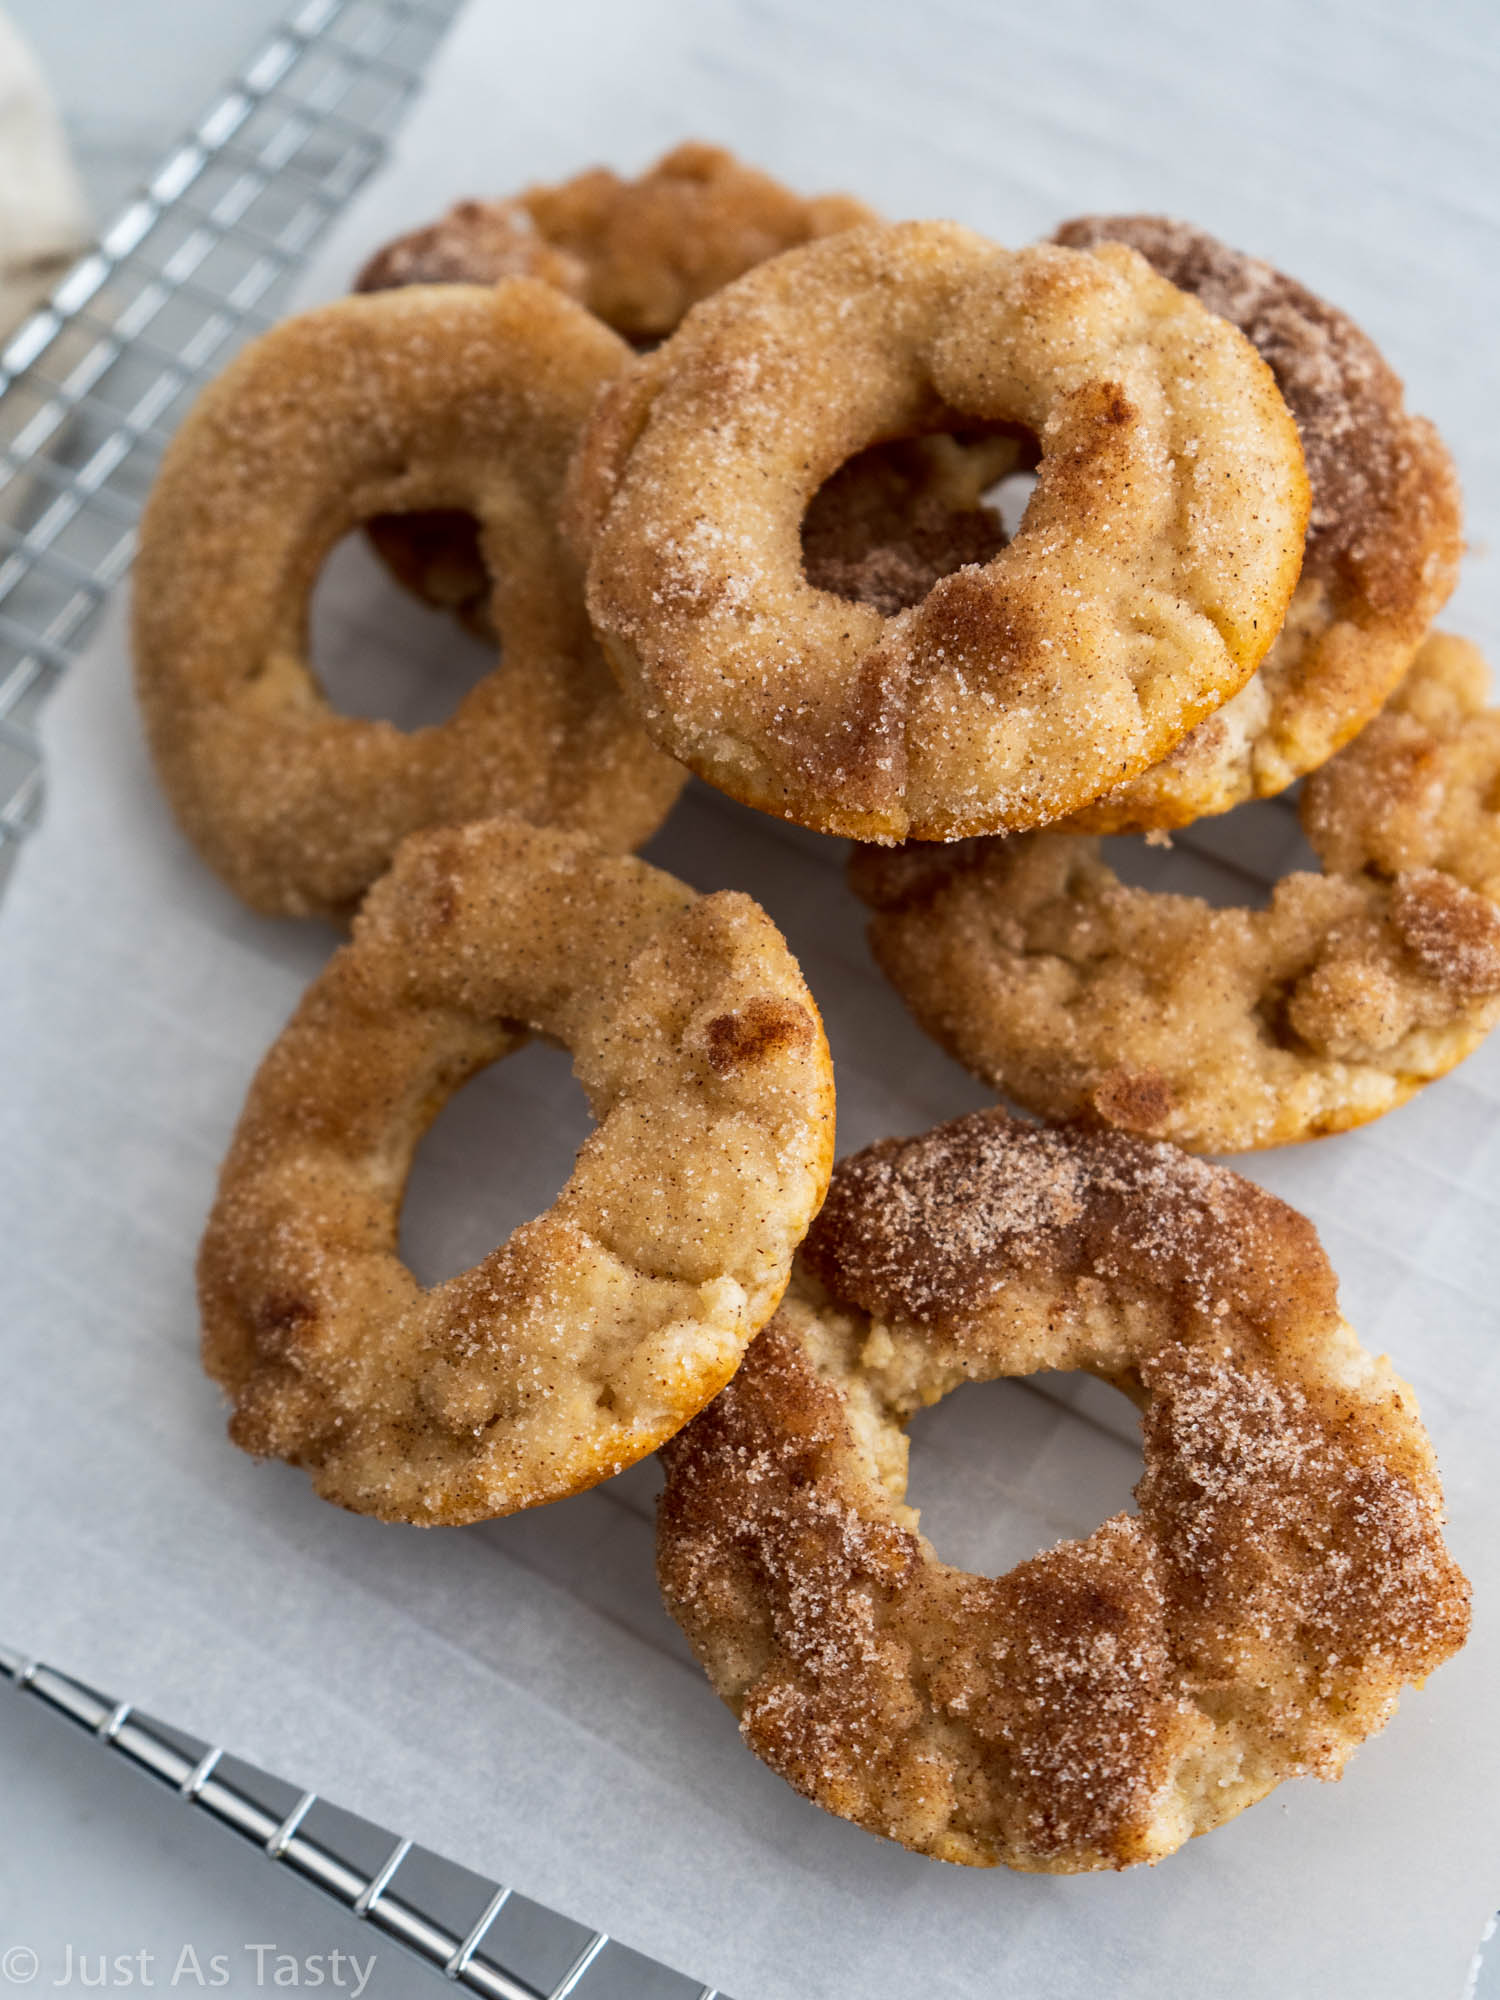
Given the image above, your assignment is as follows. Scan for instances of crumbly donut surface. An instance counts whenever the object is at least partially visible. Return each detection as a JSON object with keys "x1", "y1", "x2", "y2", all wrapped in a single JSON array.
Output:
[
  {"x1": 354, "y1": 150, "x2": 1009, "y2": 637},
  {"x1": 853, "y1": 634, "x2": 1500, "y2": 1152},
  {"x1": 355, "y1": 195, "x2": 589, "y2": 299},
  {"x1": 657, "y1": 1111, "x2": 1469, "y2": 1873},
  {"x1": 132, "y1": 282, "x2": 684, "y2": 919},
  {"x1": 199, "y1": 819, "x2": 836, "y2": 1524},
  {"x1": 357, "y1": 141, "x2": 875, "y2": 343},
  {"x1": 1055, "y1": 216, "x2": 1461, "y2": 832},
  {"x1": 573, "y1": 222, "x2": 1309, "y2": 842},
  {"x1": 365, "y1": 427, "x2": 1012, "y2": 648}
]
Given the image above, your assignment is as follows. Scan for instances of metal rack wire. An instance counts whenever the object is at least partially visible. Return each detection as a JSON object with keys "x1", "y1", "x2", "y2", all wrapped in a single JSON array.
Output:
[
  {"x1": 1, "y1": 1645, "x2": 720, "y2": 1998},
  {"x1": 0, "y1": 0, "x2": 463, "y2": 898},
  {"x1": 0, "y1": 2, "x2": 726, "y2": 1990}
]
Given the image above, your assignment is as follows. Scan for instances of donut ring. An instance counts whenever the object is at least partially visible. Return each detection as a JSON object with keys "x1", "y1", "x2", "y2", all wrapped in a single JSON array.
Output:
[
  {"x1": 657, "y1": 1110, "x2": 1469, "y2": 1873},
  {"x1": 1054, "y1": 216, "x2": 1461, "y2": 833},
  {"x1": 199, "y1": 818, "x2": 836, "y2": 1524},
  {"x1": 132, "y1": 281, "x2": 684, "y2": 920},
  {"x1": 853, "y1": 634, "x2": 1500, "y2": 1152},
  {"x1": 571, "y1": 223, "x2": 1310, "y2": 843}
]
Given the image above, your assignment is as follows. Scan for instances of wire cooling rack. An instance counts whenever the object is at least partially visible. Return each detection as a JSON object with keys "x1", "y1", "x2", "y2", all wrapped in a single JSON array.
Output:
[
  {"x1": 0, "y1": 2, "x2": 724, "y2": 1991},
  {"x1": 1, "y1": 1646, "x2": 720, "y2": 1998},
  {"x1": 0, "y1": 0, "x2": 461, "y2": 899}
]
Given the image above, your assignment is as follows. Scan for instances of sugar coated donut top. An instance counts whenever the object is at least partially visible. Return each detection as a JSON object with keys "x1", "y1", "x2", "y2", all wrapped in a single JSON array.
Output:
[
  {"x1": 657, "y1": 1110, "x2": 1469, "y2": 1871},
  {"x1": 853, "y1": 633, "x2": 1500, "y2": 1151},
  {"x1": 133, "y1": 282, "x2": 683, "y2": 918},
  {"x1": 199, "y1": 819, "x2": 835, "y2": 1522},
  {"x1": 574, "y1": 221, "x2": 1310, "y2": 841}
]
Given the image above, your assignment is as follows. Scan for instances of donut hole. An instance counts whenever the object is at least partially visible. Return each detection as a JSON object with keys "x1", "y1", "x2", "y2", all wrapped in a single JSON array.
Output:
[
  {"x1": 901, "y1": 1372, "x2": 1143, "y2": 1577},
  {"x1": 308, "y1": 520, "x2": 494, "y2": 731},
  {"x1": 1102, "y1": 793, "x2": 1322, "y2": 911},
  {"x1": 399, "y1": 1040, "x2": 595, "y2": 1288},
  {"x1": 800, "y1": 430, "x2": 1020, "y2": 617},
  {"x1": 984, "y1": 466, "x2": 1039, "y2": 539}
]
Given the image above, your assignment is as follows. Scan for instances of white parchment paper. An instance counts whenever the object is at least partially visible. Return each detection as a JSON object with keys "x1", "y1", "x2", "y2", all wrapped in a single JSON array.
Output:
[{"x1": 2, "y1": 3, "x2": 1497, "y2": 1995}]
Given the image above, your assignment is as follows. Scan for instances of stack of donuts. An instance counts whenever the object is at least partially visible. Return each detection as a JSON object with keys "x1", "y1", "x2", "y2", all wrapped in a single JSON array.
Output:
[{"x1": 131, "y1": 145, "x2": 1481, "y2": 1875}]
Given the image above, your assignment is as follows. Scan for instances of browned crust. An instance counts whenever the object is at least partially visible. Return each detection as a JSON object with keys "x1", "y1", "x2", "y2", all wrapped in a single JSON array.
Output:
[
  {"x1": 704, "y1": 995, "x2": 816, "y2": 1074},
  {"x1": 1056, "y1": 217, "x2": 1462, "y2": 831},
  {"x1": 657, "y1": 1111, "x2": 1469, "y2": 1872},
  {"x1": 1388, "y1": 871, "x2": 1500, "y2": 993},
  {"x1": 801, "y1": 1110, "x2": 1336, "y2": 1338},
  {"x1": 132, "y1": 283, "x2": 684, "y2": 918},
  {"x1": 577, "y1": 225, "x2": 1309, "y2": 842},
  {"x1": 356, "y1": 141, "x2": 875, "y2": 342},
  {"x1": 200, "y1": 818, "x2": 836, "y2": 1524},
  {"x1": 853, "y1": 634, "x2": 1500, "y2": 1153}
]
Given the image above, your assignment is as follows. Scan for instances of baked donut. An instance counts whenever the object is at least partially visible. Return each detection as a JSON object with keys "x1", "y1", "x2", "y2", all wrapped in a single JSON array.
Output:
[
  {"x1": 133, "y1": 281, "x2": 684, "y2": 920},
  {"x1": 657, "y1": 1110, "x2": 1469, "y2": 1872},
  {"x1": 572, "y1": 222, "x2": 1310, "y2": 842},
  {"x1": 1053, "y1": 216, "x2": 1461, "y2": 833},
  {"x1": 199, "y1": 818, "x2": 836, "y2": 1524},
  {"x1": 852, "y1": 633, "x2": 1500, "y2": 1152}
]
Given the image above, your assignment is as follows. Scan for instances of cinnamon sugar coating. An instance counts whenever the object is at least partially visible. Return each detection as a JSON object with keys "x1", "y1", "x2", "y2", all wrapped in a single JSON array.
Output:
[
  {"x1": 357, "y1": 141, "x2": 875, "y2": 342},
  {"x1": 355, "y1": 195, "x2": 588, "y2": 299},
  {"x1": 853, "y1": 633, "x2": 1500, "y2": 1152},
  {"x1": 657, "y1": 1111, "x2": 1468, "y2": 1872},
  {"x1": 133, "y1": 282, "x2": 684, "y2": 920},
  {"x1": 572, "y1": 223, "x2": 1309, "y2": 842},
  {"x1": 1055, "y1": 216, "x2": 1461, "y2": 832},
  {"x1": 367, "y1": 430, "x2": 1012, "y2": 650},
  {"x1": 354, "y1": 150, "x2": 1008, "y2": 639},
  {"x1": 199, "y1": 819, "x2": 835, "y2": 1524}
]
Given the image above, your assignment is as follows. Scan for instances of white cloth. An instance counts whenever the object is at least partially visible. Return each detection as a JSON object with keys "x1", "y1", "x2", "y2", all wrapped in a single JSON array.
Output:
[{"x1": 0, "y1": 9, "x2": 86, "y2": 333}]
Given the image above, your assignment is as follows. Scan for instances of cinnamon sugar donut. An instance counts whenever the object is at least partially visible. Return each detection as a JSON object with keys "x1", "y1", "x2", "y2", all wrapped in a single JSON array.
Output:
[
  {"x1": 572, "y1": 223, "x2": 1309, "y2": 842},
  {"x1": 1054, "y1": 216, "x2": 1461, "y2": 833},
  {"x1": 133, "y1": 281, "x2": 683, "y2": 920},
  {"x1": 657, "y1": 1110, "x2": 1469, "y2": 1873},
  {"x1": 200, "y1": 818, "x2": 835, "y2": 1524},
  {"x1": 853, "y1": 634, "x2": 1500, "y2": 1152}
]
